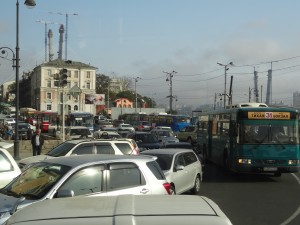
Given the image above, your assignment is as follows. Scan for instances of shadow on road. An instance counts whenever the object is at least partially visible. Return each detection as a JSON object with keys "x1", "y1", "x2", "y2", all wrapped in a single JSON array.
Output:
[{"x1": 202, "y1": 162, "x2": 280, "y2": 183}]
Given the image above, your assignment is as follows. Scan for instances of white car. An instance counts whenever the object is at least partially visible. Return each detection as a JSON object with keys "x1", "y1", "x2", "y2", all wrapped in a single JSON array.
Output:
[
  {"x1": 18, "y1": 139, "x2": 140, "y2": 169},
  {"x1": 93, "y1": 130, "x2": 121, "y2": 139},
  {"x1": 141, "y1": 148, "x2": 202, "y2": 195},
  {"x1": 4, "y1": 195, "x2": 232, "y2": 225},
  {"x1": 0, "y1": 144, "x2": 21, "y2": 188},
  {"x1": 117, "y1": 123, "x2": 135, "y2": 137},
  {"x1": 0, "y1": 155, "x2": 172, "y2": 224},
  {"x1": 56, "y1": 126, "x2": 93, "y2": 140},
  {"x1": 117, "y1": 123, "x2": 135, "y2": 132},
  {"x1": 150, "y1": 129, "x2": 179, "y2": 145}
]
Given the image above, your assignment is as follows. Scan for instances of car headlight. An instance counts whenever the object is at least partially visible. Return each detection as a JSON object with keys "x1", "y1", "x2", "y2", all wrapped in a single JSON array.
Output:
[{"x1": 288, "y1": 160, "x2": 300, "y2": 165}]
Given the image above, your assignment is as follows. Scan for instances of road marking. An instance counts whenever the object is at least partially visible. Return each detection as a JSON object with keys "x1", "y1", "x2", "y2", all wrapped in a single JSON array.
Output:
[{"x1": 279, "y1": 173, "x2": 300, "y2": 225}]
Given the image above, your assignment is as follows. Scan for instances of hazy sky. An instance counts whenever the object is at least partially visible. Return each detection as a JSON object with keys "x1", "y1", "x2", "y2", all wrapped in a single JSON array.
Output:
[{"x1": 1, "y1": 0, "x2": 300, "y2": 108}]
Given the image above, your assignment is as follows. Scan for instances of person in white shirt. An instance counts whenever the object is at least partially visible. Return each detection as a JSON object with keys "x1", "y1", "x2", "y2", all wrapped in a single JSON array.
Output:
[{"x1": 31, "y1": 129, "x2": 44, "y2": 156}]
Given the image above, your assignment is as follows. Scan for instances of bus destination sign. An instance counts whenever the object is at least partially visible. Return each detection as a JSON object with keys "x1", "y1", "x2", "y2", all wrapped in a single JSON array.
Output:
[{"x1": 248, "y1": 112, "x2": 290, "y2": 119}]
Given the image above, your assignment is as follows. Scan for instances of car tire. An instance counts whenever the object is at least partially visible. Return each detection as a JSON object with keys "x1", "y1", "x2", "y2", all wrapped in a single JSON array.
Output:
[
  {"x1": 170, "y1": 186, "x2": 176, "y2": 195},
  {"x1": 190, "y1": 175, "x2": 201, "y2": 195},
  {"x1": 187, "y1": 137, "x2": 192, "y2": 144}
]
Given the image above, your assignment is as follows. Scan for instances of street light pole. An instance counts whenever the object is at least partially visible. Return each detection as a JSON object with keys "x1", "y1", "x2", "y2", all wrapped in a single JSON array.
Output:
[
  {"x1": 217, "y1": 62, "x2": 233, "y2": 109},
  {"x1": 133, "y1": 77, "x2": 141, "y2": 113},
  {"x1": 13, "y1": 0, "x2": 36, "y2": 160}
]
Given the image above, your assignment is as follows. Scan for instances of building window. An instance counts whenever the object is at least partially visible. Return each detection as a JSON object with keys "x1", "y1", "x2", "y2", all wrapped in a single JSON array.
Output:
[
  {"x1": 86, "y1": 71, "x2": 91, "y2": 78},
  {"x1": 67, "y1": 82, "x2": 71, "y2": 88},
  {"x1": 68, "y1": 95, "x2": 71, "y2": 100},
  {"x1": 47, "y1": 93, "x2": 52, "y2": 99},
  {"x1": 47, "y1": 80, "x2": 51, "y2": 88},
  {"x1": 47, "y1": 104, "x2": 52, "y2": 110},
  {"x1": 74, "y1": 105, "x2": 78, "y2": 111},
  {"x1": 68, "y1": 105, "x2": 71, "y2": 111},
  {"x1": 47, "y1": 69, "x2": 51, "y2": 77},
  {"x1": 74, "y1": 81, "x2": 78, "y2": 87},
  {"x1": 86, "y1": 82, "x2": 91, "y2": 89},
  {"x1": 74, "y1": 71, "x2": 79, "y2": 78}
]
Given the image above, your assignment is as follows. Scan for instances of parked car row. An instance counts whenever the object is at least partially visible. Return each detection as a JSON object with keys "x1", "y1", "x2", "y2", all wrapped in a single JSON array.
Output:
[{"x1": 0, "y1": 136, "x2": 231, "y2": 225}]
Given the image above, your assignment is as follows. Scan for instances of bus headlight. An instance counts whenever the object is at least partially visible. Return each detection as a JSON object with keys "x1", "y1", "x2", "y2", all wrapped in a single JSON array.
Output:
[
  {"x1": 288, "y1": 160, "x2": 300, "y2": 165},
  {"x1": 238, "y1": 159, "x2": 251, "y2": 164}
]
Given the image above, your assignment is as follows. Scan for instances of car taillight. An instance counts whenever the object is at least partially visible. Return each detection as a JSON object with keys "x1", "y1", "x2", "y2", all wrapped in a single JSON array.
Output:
[
  {"x1": 163, "y1": 182, "x2": 172, "y2": 195},
  {"x1": 132, "y1": 147, "x2": 139, "y2": 155}
]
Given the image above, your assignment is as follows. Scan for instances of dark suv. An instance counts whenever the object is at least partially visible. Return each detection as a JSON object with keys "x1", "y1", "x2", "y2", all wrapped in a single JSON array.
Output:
[{"x1": 127, "y1": 131, "x2": 161, "y2": 151}]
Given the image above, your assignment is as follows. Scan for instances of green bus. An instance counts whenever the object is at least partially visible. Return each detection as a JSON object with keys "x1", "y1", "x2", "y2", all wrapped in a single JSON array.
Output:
[{"x1": 200, "y1": 104, "x2": 300, "y2": 176}]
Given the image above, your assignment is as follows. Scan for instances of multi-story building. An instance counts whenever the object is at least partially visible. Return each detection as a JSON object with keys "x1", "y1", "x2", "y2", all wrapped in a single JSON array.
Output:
[
  {"x1": 0, "y1": 80, "x2": 15, "y2": 103},
  {"x1": 23, "y1": 59, "x2": 98, "y2": 114}
]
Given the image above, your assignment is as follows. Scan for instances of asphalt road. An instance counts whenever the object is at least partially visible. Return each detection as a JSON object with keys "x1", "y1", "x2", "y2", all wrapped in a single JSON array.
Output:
[{"x1": 199, "y1": 162, "x2": 300, "y2": 225}]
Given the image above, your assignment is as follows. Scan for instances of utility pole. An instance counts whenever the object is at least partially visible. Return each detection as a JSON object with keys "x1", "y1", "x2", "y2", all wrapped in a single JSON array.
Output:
[
  {"x1": 133, "y1": 77, "x2": 141, "y2": 113},
  {"x1": 49, "y1": 11, "x2": 78, "y2": 60},
  {"x1": 217, "y1": 62, "x2": 233, "y2": 108},
  {"x1": 163, "y1": 70, "x2": 177, "y2": 113}
]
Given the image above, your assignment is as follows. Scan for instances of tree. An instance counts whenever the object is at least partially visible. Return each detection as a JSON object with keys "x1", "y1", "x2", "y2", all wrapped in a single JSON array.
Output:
[{"x1": 95, "y1": 74, "x2": 110, "y2": 94}]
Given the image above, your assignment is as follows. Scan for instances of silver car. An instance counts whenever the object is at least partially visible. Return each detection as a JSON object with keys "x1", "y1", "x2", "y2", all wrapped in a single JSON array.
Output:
[
  {"x1": 141, "y1": 148, "x2": 202, "y2": 195},
  {"x1": 150, "y1": 129, "x2": 179, "y2": 145},
  {"x1": 0, "y1": 155, "x2": 172, "y2": 225},
  {"x1": 5, "y1": 195, "x2": 232, "y2": 225}
]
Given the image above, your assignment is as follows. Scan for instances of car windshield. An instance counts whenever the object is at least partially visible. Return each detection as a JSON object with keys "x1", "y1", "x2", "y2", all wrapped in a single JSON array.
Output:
[
  {"x1": 1, "y1": 162, "x2": 71, "y2": 199},
  {"x1": 47, "y1": 142, "x2": 77, "y2": 157}
]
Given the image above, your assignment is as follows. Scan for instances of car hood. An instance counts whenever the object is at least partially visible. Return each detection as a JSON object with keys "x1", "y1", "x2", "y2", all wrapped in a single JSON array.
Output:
[
  {"x1": 18, "y1": 155, "x2": 54, "y2": 166},
  {"x1": 0, "y1": 192, "x2": 37, "y2": 222}
]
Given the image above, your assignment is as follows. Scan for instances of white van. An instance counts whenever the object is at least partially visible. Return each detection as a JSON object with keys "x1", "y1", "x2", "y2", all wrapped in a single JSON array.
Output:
[{"x1": 5, "y1": 195, "x2": 232, "y2": 225}]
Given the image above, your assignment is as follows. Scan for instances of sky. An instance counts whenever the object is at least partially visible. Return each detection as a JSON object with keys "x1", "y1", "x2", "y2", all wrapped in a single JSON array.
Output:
[{"x1": 1, "y1": 0, "x2": 300, "y2": 109}]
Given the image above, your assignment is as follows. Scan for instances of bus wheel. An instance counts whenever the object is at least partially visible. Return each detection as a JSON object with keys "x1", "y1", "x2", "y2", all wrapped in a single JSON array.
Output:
[{"x1": 274, "y1": 172, "x2": 282, "y2": 177}]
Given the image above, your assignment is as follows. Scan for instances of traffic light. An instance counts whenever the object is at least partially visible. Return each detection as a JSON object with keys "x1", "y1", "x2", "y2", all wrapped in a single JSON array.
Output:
[
  {"x1": 53, "y1": 73, "x2": 60, "y2": 87},
  {"x1": 60, "y1": 68, "x2": 68, "y2": 87}
]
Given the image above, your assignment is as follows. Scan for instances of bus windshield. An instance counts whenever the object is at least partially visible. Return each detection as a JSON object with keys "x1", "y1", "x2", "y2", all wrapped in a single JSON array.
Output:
[{"x1": 240, "y1": 123, "x2": 298, "y2": 144}]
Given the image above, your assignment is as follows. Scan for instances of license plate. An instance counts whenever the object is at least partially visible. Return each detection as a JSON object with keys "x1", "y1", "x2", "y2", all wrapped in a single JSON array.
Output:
[{"x1": 263, "y1": 167, "x2": 278, "y2": 172}]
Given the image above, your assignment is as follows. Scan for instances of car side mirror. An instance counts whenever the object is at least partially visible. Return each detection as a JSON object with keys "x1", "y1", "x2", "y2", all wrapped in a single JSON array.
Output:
[
  {"x1": 175, "y1": 165, "x2": 184, "y2": 171},
  {"x1": 57, "y1": 189, "x2": 74, "y2": 198}
]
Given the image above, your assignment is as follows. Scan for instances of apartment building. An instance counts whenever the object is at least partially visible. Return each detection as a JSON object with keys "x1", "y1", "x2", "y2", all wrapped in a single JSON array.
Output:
[{"x1": 27, "y1": 59, "x2": 98, "y2": 114}]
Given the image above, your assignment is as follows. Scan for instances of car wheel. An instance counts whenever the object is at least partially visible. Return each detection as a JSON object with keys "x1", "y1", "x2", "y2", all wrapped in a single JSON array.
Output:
[
  {"x1": 170, "y1": 186, "x2": 176, "y2": 195},
  {"x1": 191, "y1": 175, "x2": 201, "y2": 195},
  {"x1": 187, "y1": 137, "x2": 192, "y2": 144}
]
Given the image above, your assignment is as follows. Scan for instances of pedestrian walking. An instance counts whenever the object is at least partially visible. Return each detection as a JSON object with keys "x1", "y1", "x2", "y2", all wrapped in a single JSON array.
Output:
[{"x1": 31, "y1": 129, "x2": 44, "y2": 156}]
